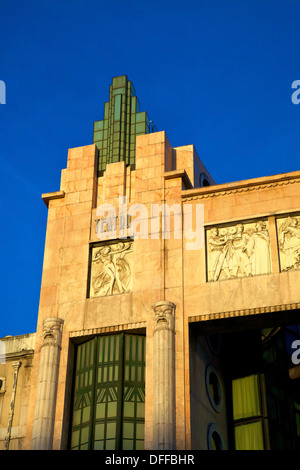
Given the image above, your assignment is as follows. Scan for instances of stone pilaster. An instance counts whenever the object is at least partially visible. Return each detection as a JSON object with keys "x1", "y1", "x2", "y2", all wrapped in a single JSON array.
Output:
[
  {"x1": 152, "y1": 301, "x2": 176, "y2": 450},
  {"x1": 4, "y1": 361, "x2": 22, "y2": 450},
  {"x1": 31, "y1": 317, "x2": 64, "y2": 450}
]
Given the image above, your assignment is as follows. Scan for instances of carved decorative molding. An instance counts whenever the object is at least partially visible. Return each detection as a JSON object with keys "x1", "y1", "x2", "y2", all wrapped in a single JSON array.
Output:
[
  {"x1": 182, "y1": 174, "x2": 300, "y2": 200},
  {"x1": 189, "y1": 301, "x2": 300, "y2": 323},
  {"x1": 277, "y1": 214, "x2": 300, "y2": 272},
  {"x1": 153, "y1": 301, "x2": 176, "y2": 332},
  {"x1": 69, "y1": 321, "x2": 147, "y2": 338},
  {"x1": 207, "y1": 219, "x2": 271, "y2": 281},
  {"x1": 41, "y1": 317, "x2": 64, "y2": 349},
  {"x1": 90, "y1": 241, "x2": 133, "y2": 297}
]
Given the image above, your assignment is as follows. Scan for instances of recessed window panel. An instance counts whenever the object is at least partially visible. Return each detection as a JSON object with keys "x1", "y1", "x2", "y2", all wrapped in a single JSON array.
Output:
[{"x1": 69, "y1": 334, "x2": 145, "y2": 450}]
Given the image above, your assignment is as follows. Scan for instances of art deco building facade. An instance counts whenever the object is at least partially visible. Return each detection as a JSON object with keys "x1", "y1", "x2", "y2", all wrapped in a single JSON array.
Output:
[{"x1": 1, "y1": 76, "x2": 300, "y2": 450}]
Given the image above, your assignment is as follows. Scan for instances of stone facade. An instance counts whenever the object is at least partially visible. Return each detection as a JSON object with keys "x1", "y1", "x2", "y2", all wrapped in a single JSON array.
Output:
[
  {"x1": 1, "y1": 107, "x2": 300, "y2": 450},
  {"x1": 0, "y1": 334, "x2": 35, "y2": 450}
]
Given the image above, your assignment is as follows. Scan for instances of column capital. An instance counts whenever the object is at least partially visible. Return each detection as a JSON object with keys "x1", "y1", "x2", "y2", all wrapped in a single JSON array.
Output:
[
  {"x1": 42, "y1": 317, "x2": 64, "y2": 348},
  {"x1": 11, "y1": 361, "x2": 22, "y2": 372},
  {"x1": 152, "y1": 301, "x2": 176, "y2": 332}
]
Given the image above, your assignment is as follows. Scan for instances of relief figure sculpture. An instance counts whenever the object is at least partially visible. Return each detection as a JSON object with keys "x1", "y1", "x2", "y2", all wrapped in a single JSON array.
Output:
[
  {"x1": 207, "y1": 220, "x2": 271, "y2": 281},
  {"x1": 247, "y1": 221, "x2": 271, "y2": 275},
  {"x1": 232, "y1": 224, "x2": 252, "y2": 276},
  {"x1": 208, "y1": 228, "x2": 230, "y2": 281},
  {"x1": 91, "y1": 242, "x2": 133, "y2": 296},
  {"x1": 278, "y1": 216, "x2": 300, "y2": 271}
]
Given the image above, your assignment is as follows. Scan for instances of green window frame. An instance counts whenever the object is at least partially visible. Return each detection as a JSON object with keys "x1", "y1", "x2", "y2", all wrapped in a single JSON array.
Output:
[{"x1": 69, "y1": 333, "x2": 146, "y2": 450}]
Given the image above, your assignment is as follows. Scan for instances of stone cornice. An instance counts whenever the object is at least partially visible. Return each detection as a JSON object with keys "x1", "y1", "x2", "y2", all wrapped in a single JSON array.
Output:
[
  {"x1": 41, "y1": 190, "x2": 65, "y2": 207},
  {"x1": 4, "y1": 350, "x2": 34, "y2": 360},
  {"x1": 69, "y1": 321, "x2": 147, "y2": 338},
  {"x1": 164, "y1": 170, "x2": 193, "y2": 189},
  {"x1": 181, "y1": 170, "x2": 300, "y2": 200},
  {"x1": 188, "y1": 301, "x2": 300, "y2": 323}
]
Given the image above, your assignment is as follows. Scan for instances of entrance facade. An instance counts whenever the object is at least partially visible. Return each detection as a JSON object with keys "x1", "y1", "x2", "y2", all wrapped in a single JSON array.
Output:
[{"x1": 1, "y1": 76, "x2": 300, "y2": 450}]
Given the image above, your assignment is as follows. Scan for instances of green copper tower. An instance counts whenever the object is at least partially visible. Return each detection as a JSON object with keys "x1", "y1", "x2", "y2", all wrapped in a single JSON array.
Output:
[{"x1": 93, "y1": 75, "x2": 157, "y2": 175}]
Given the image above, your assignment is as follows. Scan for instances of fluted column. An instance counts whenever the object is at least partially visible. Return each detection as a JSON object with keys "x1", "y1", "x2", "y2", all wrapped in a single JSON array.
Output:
[
  {"x1": 31, "y1": 317, "x2": 64, "y2": 450},
  {"x1": 152, "y1": 301, "x2": 176, "y2": 450}
]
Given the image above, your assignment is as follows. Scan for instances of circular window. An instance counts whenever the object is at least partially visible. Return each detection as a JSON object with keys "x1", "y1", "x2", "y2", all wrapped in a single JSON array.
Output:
[
  {"x1": 199, "y1": 172, "x2": 210, "y2": 187},
  {"x1": 207, "y1": 424, "x2": 224, "y2": 450},
  {"x1": 205, "y1": 364, "x2": 223, "y2": 412}
]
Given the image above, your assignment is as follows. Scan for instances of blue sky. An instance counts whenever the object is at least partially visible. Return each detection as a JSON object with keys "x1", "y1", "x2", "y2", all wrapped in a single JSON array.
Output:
[{"x1": 0, "y1": 0, "x2": 300, "y2": 337}]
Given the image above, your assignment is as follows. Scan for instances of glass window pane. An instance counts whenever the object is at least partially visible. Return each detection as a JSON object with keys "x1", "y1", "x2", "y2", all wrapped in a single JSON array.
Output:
[
  {"x1": 234, "y1": 421, "x2": 264, "y2": 450},
  {"x1": 95, "y1": 423, "x2": 105, "y2": 440},
  {"x1": 104, "y1": 338, "x2": 109, "y2": 362},
  {"x1": 72, "y1": 409, "x2": 81, "y2": 426},
  {"x1": 109, "y1": 337, "x2": 115, "y2": 361},
  {"x1": 232, "y1": 375, "x2": 261, "y2": 420},
  {"x1": 96, "y1": 403, "x2": 106, "y2": 419},
  {"x1": 94, "y1": 121, "x2": 103, "y2": 130},
  {"x1": 71, "y1": 430, "x2": 80, "y2": 448},
  {"x1": 106, "y1": 439, "x2": 116, "y2": 450},
  {"x1": 136, "y1": 423, "x2": 144, "y2": 440},
  {"x1": 115, "y1": 336, "x2": 119, "y2": 361},
  {"x1": 138, "y1": 337, "x2": 143, "y2": 361},
  {"x1": 123, "y1": 422, "x2": 134, "y2": 439},
  {"x1": 107, "y1": 401, "x2": 117, "y2": 418},
  {"x1": 94, "y1": 440, "x2": 104, "y2": 450},
  {"x1": 131, "y1": 337, "x2": 136, "y2": 361},
  {"x1": 136, "y1": 440, "x2": 144, "y2": 450},
  {"x1": 98, "y1": 337, "x2": 103, "y2": 362},
  {"x1": 82, "y1": 406, "x2": 90, "y2": 423},
  {"x1": 136, "y1": 402, "x2": 145, "y2": 419},
  {"x1": 123, "y1": 439, "x2": 134, "y2": 450},
  {"x1": 125, "y1": 337, "x2": 130, "y2": 361},
  {"x1": 80, "y1": 427, "x2": 89, "y2": 445},
  {"x1": 136, "y1": 123, "x2": 145, "y2": 133},
  {"x1": 114, "y1": 365, "x2": 119, "y2": 381},
  {"x1": 70, "y1": 333, "x2": 146, "y2": 451},
  {"x1": 114, "y1": 95, "x2": 121, "y2": 121},
  {"x1": 136, "y1": 112, "x2": 146, "y2": 123},
  {"x1": 123, "y1": 401, "x2": 134, "y2": 417},
  {"x1": 106, "y1": 422, "x2": 116, "y2": 439}
]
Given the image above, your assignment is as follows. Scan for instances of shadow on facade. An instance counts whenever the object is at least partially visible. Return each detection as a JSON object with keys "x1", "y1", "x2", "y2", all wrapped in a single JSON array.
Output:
[{"x1": 189, "y1": 310, "x2": 300, "y2": 450}]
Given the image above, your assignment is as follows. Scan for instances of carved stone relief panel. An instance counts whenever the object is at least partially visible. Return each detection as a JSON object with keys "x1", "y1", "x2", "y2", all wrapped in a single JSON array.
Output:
[
  {"x1": 89, "y1": 241, "x2": 133, "y2": 297},
  {"x1": 206, "y1": 219, "x2": 272, "y2": 282},
  {"x1": 276, "y1": 214, "x2": 300, "y2": 272}
]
